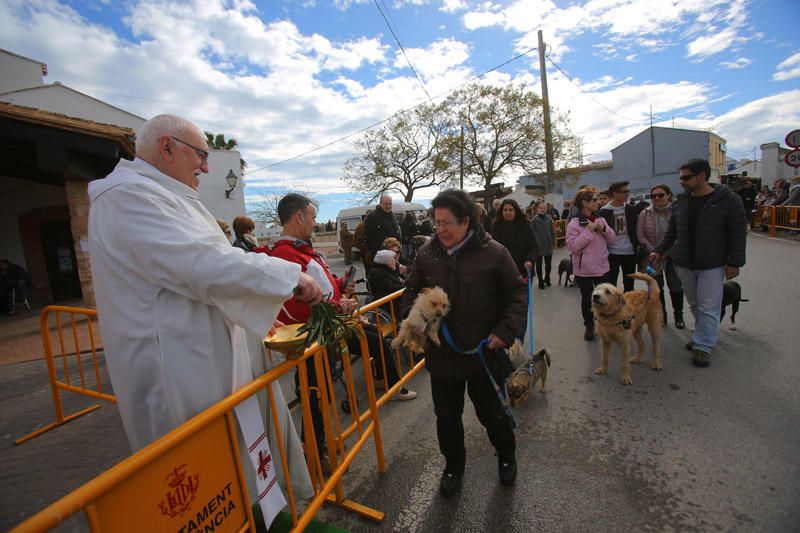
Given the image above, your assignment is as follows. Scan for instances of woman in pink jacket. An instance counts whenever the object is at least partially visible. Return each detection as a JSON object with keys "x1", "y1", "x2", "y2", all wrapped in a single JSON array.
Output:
[{"x1": 567, "y1": 189, "x2": 616, "y2": 341}]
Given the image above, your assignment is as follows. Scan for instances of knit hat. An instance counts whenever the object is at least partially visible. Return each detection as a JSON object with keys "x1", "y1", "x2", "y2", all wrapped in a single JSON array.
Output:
[{"x1": 373, "y1": 249, "x2": 396, "y2": 266}]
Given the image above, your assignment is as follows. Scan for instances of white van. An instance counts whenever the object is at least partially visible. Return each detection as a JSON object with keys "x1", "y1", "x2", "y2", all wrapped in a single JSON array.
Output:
[{"x1": 336, "y1": 202, "x2": 426, "y2": 255}]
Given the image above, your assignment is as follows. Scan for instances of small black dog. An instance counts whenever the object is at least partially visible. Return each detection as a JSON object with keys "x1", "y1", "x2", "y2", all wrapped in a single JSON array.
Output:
[
  {"x1": 557, "y1": 257, "x2": 575, "y2": 287},
  {"x1": 721, "y1": 281, "x2": 749, "y2": 330}
]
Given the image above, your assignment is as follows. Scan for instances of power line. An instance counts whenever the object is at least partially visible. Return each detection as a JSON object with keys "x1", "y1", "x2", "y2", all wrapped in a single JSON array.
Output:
[
  {"x1": 81, "y1": 88, "x2": 334, "y2": 125},
  {"x1": 373, "y1": 0, "x2": 432, "y2": 101},
  {"x1": 244, "y1": 45, "x2": 539, "y2": 176},
  {"x1": 544, "y1": 52, "x2": 643, "y2": 124}
]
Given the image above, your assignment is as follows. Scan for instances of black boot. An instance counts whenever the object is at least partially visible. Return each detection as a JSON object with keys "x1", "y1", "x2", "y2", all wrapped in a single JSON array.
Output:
[
  {"x1": 439, "y1": 472, "x2": 462, "y2": 497},
  {"x1": 584, "y1": 322, "x2": 595, "y2": 341},
  {"x1": 671, "y1": 291, "x2": 685, "y2": 329},
  {"x1": 498, "y1": 452, "x2": 517, "y2": 487}
]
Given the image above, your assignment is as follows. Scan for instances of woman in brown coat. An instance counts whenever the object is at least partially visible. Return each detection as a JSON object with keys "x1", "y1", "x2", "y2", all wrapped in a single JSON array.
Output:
[{"x1": 400, "y1": 189, "x2": 527, "y2": 498}]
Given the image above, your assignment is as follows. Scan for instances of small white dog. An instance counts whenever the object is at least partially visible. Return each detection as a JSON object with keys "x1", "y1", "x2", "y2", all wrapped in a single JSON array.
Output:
[{"x1": 391, "y1": 287, "x2": 450, "y2": 353}]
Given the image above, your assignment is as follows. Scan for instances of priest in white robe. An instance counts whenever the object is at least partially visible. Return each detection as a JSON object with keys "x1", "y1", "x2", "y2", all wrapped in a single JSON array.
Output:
[{"x1": 88, "y1": 114, "x2": 323, "y2": 521}]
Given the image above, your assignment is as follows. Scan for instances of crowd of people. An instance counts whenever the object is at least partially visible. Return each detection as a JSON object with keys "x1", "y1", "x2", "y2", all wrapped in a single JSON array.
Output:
[{"x1": 83, "y1": 111, "x2": 753, "y2": 529}]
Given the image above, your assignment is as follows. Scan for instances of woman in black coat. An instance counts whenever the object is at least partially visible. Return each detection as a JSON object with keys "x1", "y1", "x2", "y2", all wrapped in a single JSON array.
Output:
[
  {"x1": 368, "y1": 249, "x2": 406, "y2": 308},
  {"x1": 491, "y1": 199, "x2": 537, "y2": 278}
]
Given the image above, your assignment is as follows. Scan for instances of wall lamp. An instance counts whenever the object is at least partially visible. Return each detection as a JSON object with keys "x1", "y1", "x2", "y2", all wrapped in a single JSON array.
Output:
[{"x1": 225, "y1": 169, "x2": 238, "y2": 199}]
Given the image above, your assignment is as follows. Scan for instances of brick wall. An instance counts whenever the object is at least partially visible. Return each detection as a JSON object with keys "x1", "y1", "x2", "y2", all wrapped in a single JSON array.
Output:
[{"x1": 65, "y1": 180, "x2": 94, "y2": 307}]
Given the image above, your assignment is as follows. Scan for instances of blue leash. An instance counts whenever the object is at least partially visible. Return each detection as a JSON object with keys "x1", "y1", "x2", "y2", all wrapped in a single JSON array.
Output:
[
  {"x1": 526, "y1": 265, "x2": 534, "y2": 356},
  {"x1": 440, "y1": 322, "x2": 517, "y2": 429}
]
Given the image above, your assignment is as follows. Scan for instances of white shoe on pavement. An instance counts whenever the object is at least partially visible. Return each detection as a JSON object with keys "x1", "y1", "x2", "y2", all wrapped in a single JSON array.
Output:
[{"x1": 390, "y1": 387, "x2": 417, "y2": 401}]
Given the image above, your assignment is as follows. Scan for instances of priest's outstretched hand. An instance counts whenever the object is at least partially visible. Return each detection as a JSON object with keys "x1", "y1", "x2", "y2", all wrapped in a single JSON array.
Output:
[{"x1": 295, "y1": 272, "x2": 324, "y2": 305}]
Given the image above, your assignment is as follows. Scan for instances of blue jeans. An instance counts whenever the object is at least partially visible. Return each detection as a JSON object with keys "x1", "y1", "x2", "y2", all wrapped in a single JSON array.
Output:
[{"x1": 676, "y1": 266, "x2": 724, "y2": 354}]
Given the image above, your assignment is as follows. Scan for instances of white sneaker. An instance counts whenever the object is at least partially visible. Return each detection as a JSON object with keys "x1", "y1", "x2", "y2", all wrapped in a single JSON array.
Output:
[{"x1": 390, "y1": 388, "x2": 417, "y2": 401}]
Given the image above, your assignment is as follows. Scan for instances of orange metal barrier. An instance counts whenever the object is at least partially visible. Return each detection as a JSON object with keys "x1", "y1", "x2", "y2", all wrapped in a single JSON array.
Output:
[
  {"x1": 554, "y1": 219, "x2": 567, "y2": 246},
  {"x1": 756, "y1": 205, "x2": 800, "y2": 236},
  {"x1": 12, "y1": 290, "x2": 423, "y2": 531},
  {"x1": 356, "y1": 289, "x2": 427, "y2": 403},
  {"x1": 15, "y1": 306, "x2": 114, "y2": 445},
  {"x1": 13, "y1": 331, "x2": 388, "y2": 532}
]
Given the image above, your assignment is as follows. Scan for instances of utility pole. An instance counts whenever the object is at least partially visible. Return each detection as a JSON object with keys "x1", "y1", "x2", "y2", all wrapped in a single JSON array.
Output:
[
  {"x1": 538, "y1": 30, "x2": 555, "y2": 194},
  {"x1": 649, "y1": 105, "x2": 656, "y2": 186},
  {"x1": 459, "y1": 125, "x2": 464, "y2": 190}
]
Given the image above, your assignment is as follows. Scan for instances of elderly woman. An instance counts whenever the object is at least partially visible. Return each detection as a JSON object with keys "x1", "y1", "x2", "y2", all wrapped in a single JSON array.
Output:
[
  {"x1": 381, "y1": 236, "x2": 410, "y2": 274},
  {"x1": 491, "y1": 198, "x2": 538, "y2": 279},
  {"x1": 232, "y1": 215, "x2": 257, "y2": 252},
  {"x1": 368, "y1": 249, "x2": 406, "y2": 310},
  {"x1": 531, "y1": 202, "x2": 556, "y2": 289},
  {"x1": 567, "y1": 188, "x2": 616, "y2": 341},
  {"x1": 401, "y1": 189, "x2": 527, "y2": 498},
  {"x1": 637, "y1": 184, "x2": 685, "y2": 328}
]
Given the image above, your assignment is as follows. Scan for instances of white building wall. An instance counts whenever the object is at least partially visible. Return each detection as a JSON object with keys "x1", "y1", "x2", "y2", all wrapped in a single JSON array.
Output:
[
  {"x1": 760, "y1": 143, "x2": 797, "y2": 187},
  {"x1": 199, "y1": 149, "x2": 246, "y2": 226},
  {"x1": 0, "y1": 50, "x2": 46, "y2": 94},
  {"x1": 0, "y1": 84, "x2": 146, "y2": 130}
]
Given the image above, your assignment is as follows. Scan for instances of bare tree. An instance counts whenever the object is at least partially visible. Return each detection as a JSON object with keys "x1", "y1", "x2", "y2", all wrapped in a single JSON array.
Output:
[
  {"x1": 247, "y1": 185, "x2": 314, "y2": 227},
  {"x1": 444, "y1": 83, "x2": 579, "y2": 199},
  {"x1": 343, "y1": 105, "x2": 457, "y2": 202}
]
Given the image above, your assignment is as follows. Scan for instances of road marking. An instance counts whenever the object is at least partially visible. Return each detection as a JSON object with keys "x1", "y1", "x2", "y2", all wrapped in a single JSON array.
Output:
[{"x1": 390, "y1": 458, "x2": 440, "y2": 532}]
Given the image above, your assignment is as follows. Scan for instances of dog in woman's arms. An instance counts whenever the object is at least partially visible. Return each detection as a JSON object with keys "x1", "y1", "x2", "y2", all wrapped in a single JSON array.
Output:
[
  {"x1": 506, "y1": 349, "x2": 552, "y2": 406},
  {"x1": 390, "y1": 287, "x2": 450, "y2": 353}
]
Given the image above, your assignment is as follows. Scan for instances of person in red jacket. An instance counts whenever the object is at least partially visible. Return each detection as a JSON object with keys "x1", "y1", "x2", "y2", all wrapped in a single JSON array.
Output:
[{"x1": 263, "y1": 194, "x2": 417, "y2": 471}]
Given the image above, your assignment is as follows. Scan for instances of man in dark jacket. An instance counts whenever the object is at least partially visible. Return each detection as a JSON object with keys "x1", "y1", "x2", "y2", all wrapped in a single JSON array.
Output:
[
  {"x1": 650, "y1": 159, "x2": 747, "y2": 368},
  {"x1": 400, "y1": 189, "x2": 527, "y2": 498},
  {"x1": 600, "y1": 181, "x2": 641, "y2": 292},
  {"x1": 364, "y1": 195, "x2": 401, "y2": 266}
]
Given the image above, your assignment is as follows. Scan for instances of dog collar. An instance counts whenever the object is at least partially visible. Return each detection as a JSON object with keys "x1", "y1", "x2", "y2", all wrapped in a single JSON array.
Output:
[
  {"x1": 419, "y1": 310, "x2": 437, "y2": 333},
  {"x1": 616, "y1": 316, "x2": 634, "y2": 329}
]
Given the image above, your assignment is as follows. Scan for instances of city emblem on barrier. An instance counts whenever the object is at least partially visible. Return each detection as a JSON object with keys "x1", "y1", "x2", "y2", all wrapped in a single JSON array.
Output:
[{"x1": 158, "y1": 464, "x2": 200, "y2": 518}]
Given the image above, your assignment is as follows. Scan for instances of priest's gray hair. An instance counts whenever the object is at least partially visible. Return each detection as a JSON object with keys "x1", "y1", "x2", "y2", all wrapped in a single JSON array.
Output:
[{"x1": 136, "y1": 114, "x2": 198, "y2": 155}]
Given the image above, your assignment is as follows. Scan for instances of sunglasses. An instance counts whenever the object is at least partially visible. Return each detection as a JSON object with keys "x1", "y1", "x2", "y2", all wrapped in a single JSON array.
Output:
[
  {"x1": 678, "y1": 173, "x2": 697, "y2": 181},
  {"x1": 652, "y1": 193, "x2": 667, "y2": 199}
]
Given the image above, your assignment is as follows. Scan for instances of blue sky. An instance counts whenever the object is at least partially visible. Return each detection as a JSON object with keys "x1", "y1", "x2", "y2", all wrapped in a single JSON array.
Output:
[{"x1": 1, "y1": 0, "x2": 798, "y2": 222}]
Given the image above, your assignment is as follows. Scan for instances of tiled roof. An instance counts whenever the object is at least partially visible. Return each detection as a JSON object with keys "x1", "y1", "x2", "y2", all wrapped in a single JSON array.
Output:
[{"x1": 0, "y1": 101, "x2": 135, "y2": 156}]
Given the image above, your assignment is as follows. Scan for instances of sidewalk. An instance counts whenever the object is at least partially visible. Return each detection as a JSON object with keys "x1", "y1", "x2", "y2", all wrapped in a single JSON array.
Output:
[{"x1": 0, "y1": 299, "x2": 95, "y2": 366}]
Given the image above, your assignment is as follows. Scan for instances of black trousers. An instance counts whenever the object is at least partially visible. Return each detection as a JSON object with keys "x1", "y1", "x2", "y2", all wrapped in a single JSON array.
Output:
[
  {"x1": 535, "y1": 254, "x2": 552, "y2": 283},
  {"x1": 296, "y1": 325, "x2": 400, "y2": 451},
  {"x1": 430, "y1": 373, "x2": 515, "y2": 475},
  {"x1": 575, "y1": 274, "x2": 607, "y2": 327},
  {"x1": 608, "y1": 254, "x2": 637, "y2": 292}
]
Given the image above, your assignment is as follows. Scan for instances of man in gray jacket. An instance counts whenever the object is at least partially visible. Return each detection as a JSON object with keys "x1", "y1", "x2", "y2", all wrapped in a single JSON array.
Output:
[{"x1": 650, "y1": 159, "x2": 747, "y2": 368}]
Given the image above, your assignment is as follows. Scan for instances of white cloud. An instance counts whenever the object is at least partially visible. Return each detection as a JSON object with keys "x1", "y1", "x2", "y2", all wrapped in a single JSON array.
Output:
[
  {"x1": 773, "y1": 51, "x2": 800, "y2": 81},
  {"x1": 393, "y1": 38, "x2": 470, "y2": 80},
  {"x1": 440, "y1": 0, "x2": 468, "y2": 13},
  {"x1": 719, "y1": 57, "x2": 752, "y2": 69},
  {"x1": 459, "y1": 0, "x2": 751, "y2": 62}
]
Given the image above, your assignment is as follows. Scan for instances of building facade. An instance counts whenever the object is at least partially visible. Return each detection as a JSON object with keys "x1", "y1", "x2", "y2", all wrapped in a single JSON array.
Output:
[{"x1": 0, "y1": 48, "x2": 246, "y2": 306}]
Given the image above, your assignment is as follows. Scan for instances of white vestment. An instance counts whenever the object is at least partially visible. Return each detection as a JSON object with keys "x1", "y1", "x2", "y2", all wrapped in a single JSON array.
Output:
[
  {"x1": 89, "y1": 157, "x2": 299, "y2": 449},
  {"x1": 89, "y1": 158, "x2": 315, "y2": 515}
]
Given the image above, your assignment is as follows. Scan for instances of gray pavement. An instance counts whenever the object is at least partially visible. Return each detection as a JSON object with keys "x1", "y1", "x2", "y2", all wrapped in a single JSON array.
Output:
[{"x1": 1, "y1": 232, "x2": 798, "y2": 531}]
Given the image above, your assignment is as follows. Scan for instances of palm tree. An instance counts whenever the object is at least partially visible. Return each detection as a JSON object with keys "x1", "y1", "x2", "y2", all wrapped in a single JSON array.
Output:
[{"x1": 204, "y1": 131, "x2": 248, "y2": 173}]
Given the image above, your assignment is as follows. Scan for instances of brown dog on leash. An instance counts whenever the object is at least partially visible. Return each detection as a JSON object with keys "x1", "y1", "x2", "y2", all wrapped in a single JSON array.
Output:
[
  {"x1": 591, "y1": 273, "x2": 663, "y2": 385},
  {"x1": 507, "y1": 348, "x2": 552, "y2": 406}
]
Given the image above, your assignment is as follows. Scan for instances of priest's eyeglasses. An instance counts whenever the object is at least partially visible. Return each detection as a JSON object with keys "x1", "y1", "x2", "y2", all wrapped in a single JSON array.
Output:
[{"x1": 170, "y1": 136, "x2": 209, "y2": 163}]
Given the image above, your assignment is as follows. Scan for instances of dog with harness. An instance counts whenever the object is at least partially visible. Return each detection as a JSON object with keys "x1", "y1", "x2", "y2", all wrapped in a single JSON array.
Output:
[{"x1": 591, "y1": 273, "x2": 664, "y2": 385}]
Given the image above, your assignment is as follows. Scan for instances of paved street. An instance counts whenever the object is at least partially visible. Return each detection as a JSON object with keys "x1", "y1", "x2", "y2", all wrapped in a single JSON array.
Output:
[{"x1": 1, "y1": 232, "x2": 798, "y2": 531}]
